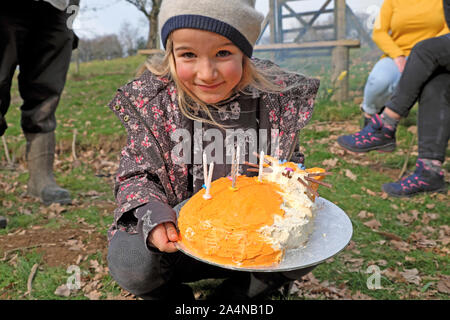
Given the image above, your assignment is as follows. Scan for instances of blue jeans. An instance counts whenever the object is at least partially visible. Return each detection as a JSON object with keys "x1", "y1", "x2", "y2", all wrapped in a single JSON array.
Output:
[{"x1": 362, "y1": 57, "x2": 404, "y2": 115}]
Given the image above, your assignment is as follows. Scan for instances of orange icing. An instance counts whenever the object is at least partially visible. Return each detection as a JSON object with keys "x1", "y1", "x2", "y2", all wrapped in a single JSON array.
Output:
[
  {"x1": 177, "y1": 162, "x2": 328, "y2": 268},
  {"x1": 178, "y1": 176, "x2": 285, "y2": 267}
]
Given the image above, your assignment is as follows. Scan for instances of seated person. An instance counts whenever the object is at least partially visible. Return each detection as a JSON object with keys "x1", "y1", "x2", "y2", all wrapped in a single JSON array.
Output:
[
  {"x1": 337, "y1": 3, "x2": 450, "y2": 197},
  {"x1": 358, "y1": 0, "x2": 449, "y2": 127}
]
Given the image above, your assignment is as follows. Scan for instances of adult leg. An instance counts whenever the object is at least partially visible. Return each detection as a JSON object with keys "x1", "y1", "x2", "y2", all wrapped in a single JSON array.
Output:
[
  {"x1": 416, "y1": 72, "x2": 450, "y2": 163},
  {"x1": 386, "y1": 35, "x2": 450, "y2": 117},
  {"x1": 14, "y1": 2, "x2": 75, "y2": 204},
  {"x1": 0, "y1": 5, "x2": 20, "y2": 136},
  {"x1": 362, "y1": 57, "x2": 403, "y2": 116},
  {"x1": 17, "y1": 2, "x2": 74, "y2": 134},
  {"x1": 382, "y1": 72, "x2": 449, "y2": 197}
]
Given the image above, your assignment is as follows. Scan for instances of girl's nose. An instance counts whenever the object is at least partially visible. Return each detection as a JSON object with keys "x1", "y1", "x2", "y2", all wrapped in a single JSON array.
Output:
[{"x1": 196, "y1": 58, "x2": 218, "y2": 82}]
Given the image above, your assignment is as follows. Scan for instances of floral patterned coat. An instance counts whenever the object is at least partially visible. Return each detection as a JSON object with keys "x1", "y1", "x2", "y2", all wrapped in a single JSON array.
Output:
[{"x1": 107, "y1": 59, "x2": 320, "y2": 243}]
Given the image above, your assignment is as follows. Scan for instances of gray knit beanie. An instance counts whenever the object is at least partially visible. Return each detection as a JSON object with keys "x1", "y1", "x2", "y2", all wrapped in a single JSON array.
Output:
[{"x1": 159, "y1": 0, "x2": 264, "y2": 57}]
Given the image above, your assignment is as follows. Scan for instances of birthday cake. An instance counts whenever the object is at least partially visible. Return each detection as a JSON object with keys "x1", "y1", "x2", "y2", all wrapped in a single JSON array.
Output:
[{"x1": 177, "y1": 155, "x2": 330, "y2": 268}]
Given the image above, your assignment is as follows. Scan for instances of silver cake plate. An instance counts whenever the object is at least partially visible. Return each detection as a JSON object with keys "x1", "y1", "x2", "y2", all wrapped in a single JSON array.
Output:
[{"x1": 173, "y1": 197, "x2": 353, "y2": 272}]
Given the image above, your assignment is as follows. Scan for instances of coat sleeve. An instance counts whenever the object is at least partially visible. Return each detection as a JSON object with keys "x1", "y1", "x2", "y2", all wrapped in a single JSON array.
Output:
[
  {"x1": 371, "y1": 0, "x2": 405, "y2": 58},
  {"x1": 108, "y1": 91, "x2": 177, "y2": 250}
]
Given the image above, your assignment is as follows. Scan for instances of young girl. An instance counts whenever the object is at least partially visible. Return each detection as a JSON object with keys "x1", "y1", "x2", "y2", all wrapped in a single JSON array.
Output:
[{"x1": 107, "y1": 0, "x2": 320, "y2": 300}]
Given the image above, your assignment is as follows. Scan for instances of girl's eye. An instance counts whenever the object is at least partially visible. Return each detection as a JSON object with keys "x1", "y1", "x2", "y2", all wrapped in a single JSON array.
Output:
[
  {"x1": 181, "y1": 52, "x2": 196, "y2": 58},
  {"x1": 217, "y1": 50, "x2": 231, "y2": 57}
]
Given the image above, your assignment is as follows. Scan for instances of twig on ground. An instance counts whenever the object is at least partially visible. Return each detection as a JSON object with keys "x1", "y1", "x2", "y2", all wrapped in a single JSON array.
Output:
[
  {"x1": 1, "y1": 136, "x2": 13, "y2": 168},
  {"x1": 25, "y1": 263, "x2": 39, "y2": 299},
  {"x1": 72, "y1": 129, "x2": 78, "y2": 161},
  {"x1": 398, "y1": 132, "x2": 416, "y2": 179},
  {"x1": 0, "y1": 243, "x2": 55, "y2": 262}
]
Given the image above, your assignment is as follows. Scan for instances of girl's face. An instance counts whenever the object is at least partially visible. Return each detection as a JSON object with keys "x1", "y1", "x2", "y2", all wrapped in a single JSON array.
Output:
[{"x1": 172, "y1": 29, "x2": 244, "y2": 104}]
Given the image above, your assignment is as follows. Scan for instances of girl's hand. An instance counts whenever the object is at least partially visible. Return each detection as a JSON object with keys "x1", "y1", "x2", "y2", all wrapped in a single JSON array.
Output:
[
  {"x1": 394, "y1": 56, "x2": 406, "y2": 73},
  {"x1": 147, "y1": 222, "x2": 179, "y2": 253}
]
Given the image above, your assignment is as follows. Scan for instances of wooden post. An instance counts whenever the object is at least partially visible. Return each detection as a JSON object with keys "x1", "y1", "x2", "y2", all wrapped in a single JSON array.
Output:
[
  {"x1": 332, "y1": 0, "x2": 349, "y2": 102},
  {"x1": 75, "y1": 48, "x2": 80, "y2": 74},
  {"x1": 268, "y1": 0, "x2": 277, "y2": 61}
]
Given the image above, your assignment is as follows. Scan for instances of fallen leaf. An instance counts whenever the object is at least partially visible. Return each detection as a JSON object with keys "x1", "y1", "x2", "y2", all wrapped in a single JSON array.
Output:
[
  {"x1": 351, "y1": 291, "x2": 372, "y2": 300},
  {"x1": 85, "y1": 290, "x2": 102, "y2": 300},
  {"x1": 382, "y1": 268, "x2": 401, "y2": 280},
  {"x1": 322, "y1": 158, "x2": 339, "y2": 168},
  {"x1": 65, "y1": 239, "x2": 85, "y2": 251},
  {"x1": 415, "y1": 239, "x2": 437, "y2": 248},
  {"x1": 54, "y1": 284, "x2": 71, "y2": 297},
  {"x1": 397, "y1": 212, "x2": 417, "y2": 224},
  {"x1": 436, "y1": 277, "x2": 450, "y2": 294},
  {"x1": 390, "y1": 240, "x2": 411, "y2": 252},
  {"x1": 376, "y1": 231, "x2": 402, "y2": 241},
  {"x1": 375, "y1": 259, "x2": 388, "y2": 266},
  {"x1": 345, "y1": 169, "x2": 357, "y2": 181},
  {"x1": 357, "y1": 210, "x2": 373, "y2": 219},
  {"x1": 363, "y1": 219, "x2": 381, "y2": 230},
  {"x1": 407, "y1": 126, "x2": 417, "y2": 135},
  {"x1": 400, "y1": 268, "x2": 421, "y2": 285}
]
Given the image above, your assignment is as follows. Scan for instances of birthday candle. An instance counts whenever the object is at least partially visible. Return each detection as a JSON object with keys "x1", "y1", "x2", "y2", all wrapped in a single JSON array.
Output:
[
  {"x1": 203, "y1": 162, "x2": 214, "y2": 200},
  {"x1": 231, "y1": 146, "x2": 237, "y2": 189},
  {"x1": 258, "y1": 150, "x2": 264, "y2": 182},
  {"x1": 236, "y1": 145, "x2": 241, "y2": 177},
  {"x1": 203, "y1": 152, "x2": 208, "y2": 187}
]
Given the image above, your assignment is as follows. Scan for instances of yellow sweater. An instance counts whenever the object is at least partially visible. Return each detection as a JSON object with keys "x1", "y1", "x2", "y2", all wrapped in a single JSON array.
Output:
[{"x1": 373, "y1": 0, "x2": 449, "y2": 58}]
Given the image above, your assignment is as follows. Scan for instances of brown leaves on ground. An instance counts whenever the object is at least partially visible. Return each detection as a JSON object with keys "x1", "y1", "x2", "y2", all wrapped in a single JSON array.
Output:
[
  {"x1": 345, "y1": 169, "x2": 357, "y2": 181},
  {"x1": 363, "y1": 219, "x2": 381, "y2": 230},
  {"x1": 322, "y1": 158, "x2": 339, "y2": 168},
  {"x1": 288, "y1": 273, "x2": 372, "y2": 300}
]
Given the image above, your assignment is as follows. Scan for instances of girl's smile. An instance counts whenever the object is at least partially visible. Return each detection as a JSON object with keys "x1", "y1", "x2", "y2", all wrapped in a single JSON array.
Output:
[{"x1": 172, "y1": 29, "x2": 244, "y2": 104}]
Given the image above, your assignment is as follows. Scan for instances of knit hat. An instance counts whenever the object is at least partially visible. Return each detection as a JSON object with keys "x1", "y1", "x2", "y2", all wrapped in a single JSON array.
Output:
[{"x1": 159, "y1": 0, "x2": 264, "y2": 57}]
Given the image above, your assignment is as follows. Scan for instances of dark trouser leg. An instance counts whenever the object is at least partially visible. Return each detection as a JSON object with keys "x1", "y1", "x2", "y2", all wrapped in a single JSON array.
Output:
[
  {"x1": 417, "y1": 72, "x2": 450, "y2": 163},
  {"x1": 386, "y1": 35, "x2": 450, "y2": 117},
  {"x1": 1, "y1": 2, "x2": 75, "y2": 204},
  {"x1": 0, "y1": 6, "x2": 20, "y2": 136},
  {"x1": 10, "y1": 2, "x2": 75, "y2": 134}
]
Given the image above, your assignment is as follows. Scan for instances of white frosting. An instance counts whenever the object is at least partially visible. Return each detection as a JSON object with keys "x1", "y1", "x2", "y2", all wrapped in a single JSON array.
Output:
[{"x1": 259, "y1": 162, "x2": 316, "y2": 250}]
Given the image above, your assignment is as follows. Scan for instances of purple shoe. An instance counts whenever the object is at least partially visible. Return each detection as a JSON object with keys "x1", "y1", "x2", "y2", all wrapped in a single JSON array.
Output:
[
  {"x1": 382, "y1": 160, "x2": 446, "y2": 198},
  {"x1": 337, "y1": 114, "x2": 396, "y2": 153}
]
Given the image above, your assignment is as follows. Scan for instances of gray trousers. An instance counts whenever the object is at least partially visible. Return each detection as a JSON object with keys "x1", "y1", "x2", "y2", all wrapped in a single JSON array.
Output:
[{"x1": 107, "y1": 230, "x2": 316, "y2": 300}]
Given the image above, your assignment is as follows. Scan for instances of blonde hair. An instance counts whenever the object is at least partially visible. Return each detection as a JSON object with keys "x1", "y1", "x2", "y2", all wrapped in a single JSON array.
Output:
[{"x1": 136, "y1": 37, "x2": 287, "y2": 128}]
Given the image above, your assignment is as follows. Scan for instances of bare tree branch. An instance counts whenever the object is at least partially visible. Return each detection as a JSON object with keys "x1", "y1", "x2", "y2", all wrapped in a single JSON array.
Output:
[{"x1": 123, "y1": 0, "x2": 162, "y2": 48}]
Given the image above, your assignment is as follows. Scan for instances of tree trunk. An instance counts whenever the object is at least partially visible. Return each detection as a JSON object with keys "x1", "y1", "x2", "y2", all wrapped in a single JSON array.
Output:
[{"x1": 146, "y1": 0, "x2": 162, "y2": 49}]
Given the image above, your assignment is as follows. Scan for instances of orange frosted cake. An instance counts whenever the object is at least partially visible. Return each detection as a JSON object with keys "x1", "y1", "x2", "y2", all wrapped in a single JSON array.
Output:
[{"x1": 177, "y1": 156, "x2": 328, "y2": 268}]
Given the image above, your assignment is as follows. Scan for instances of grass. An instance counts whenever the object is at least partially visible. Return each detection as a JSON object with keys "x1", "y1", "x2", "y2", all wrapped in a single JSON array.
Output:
[{"x1": 0, "y1": 46, "x2": 448, "y2": 300}]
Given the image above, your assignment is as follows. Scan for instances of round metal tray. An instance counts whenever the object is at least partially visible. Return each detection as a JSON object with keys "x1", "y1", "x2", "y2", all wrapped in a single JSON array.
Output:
[{"x1": 173, "y1": 197, "x2": 353, "y2": 272}]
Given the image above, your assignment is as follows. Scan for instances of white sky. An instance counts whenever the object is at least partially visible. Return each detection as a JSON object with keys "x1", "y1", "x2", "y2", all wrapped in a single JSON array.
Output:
[{"x1": 73, "y1": 0, "x2": 384, "y2": 39}]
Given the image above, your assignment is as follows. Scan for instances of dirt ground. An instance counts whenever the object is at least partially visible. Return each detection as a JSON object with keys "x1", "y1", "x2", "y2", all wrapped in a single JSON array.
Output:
[{"x1": 0, "y1": 226, "x2": 107, "y2": 268}]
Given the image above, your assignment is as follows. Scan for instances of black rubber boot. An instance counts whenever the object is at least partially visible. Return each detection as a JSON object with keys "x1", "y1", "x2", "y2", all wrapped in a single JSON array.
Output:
[{"x1": 25, "y1": 131, "x2": 71, "y2": 205}]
